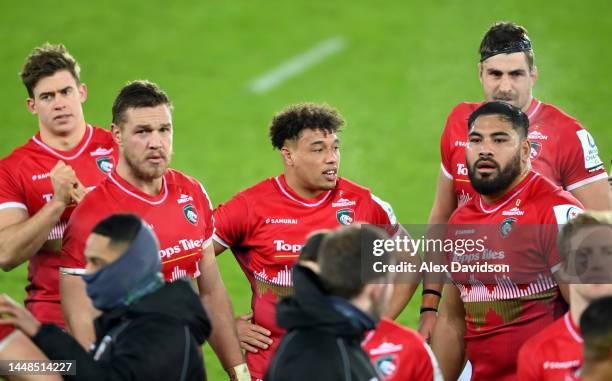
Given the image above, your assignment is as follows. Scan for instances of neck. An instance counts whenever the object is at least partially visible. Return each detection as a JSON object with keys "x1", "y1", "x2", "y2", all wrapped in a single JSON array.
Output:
[
  {"x1": 284, "y1": 171, "x2": 325, "y2": 199},
  {"x1": 521, "y1": 96, "x2": 535, "y2": 114},
  {"x1": 116, "y1": 160, "x2": 163, "y2": 196},
  {"x1": 570, "y1": 288, "x2": 589, "y2": 328},
  {"x1": 481, "y1": 167, "x2": 530, "y2": 204},
  {"x1": 39, "y1": 120, "x2": 87, "y2": 151}
]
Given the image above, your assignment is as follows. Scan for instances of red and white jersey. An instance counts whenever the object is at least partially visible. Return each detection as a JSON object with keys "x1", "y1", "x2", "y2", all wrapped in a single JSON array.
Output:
[
  {"x1": 446, "y1": 171, "x2": 583, "y2": 381},
  {"x1": 517, "y1": 312, "x2": 582, "y2": 381},
  {"x1": 0, "y1": 125, "x2": 117, "y2": 326},
  {"x1": 213, "y1": 174, "x2": 398, "y2": 379},
  {"x1": 0, "y1": 324, "x2": 15, "y2": 343},
  {"x1": 441, "y1": 99, "x2": 607, "y2": 207},
  {"x1": 362, "y1": 319, "x2": 443, "y2": 381},
  {"x1": 60, "y1": 169, "x2": 214, "y2": 282}
]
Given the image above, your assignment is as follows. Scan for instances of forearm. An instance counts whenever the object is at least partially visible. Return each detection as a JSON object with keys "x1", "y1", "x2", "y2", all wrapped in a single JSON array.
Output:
[
  {"x1": 201, "y1": 286, "x2": 244, "y2": 370},
  {"x1": 431, "y1": 314, "x2": 465, "y2": 381},
  {"x1": 383, "y1": 283, "x2": 418, "y2": 319},
  {"x1": 0, "y1": 200, "x2": 65, "y2": 271},
  {"x1": 60, "y1": 275, "x2": 97, "y2": 349}
]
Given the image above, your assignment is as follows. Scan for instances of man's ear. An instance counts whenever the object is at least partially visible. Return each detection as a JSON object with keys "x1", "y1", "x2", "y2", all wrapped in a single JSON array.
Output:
[
  {"x1": 111, "y1": 123, "x2": 122, "y2": 146},
  {"x1": 26, "y1": 98, "x2": 36, "y2": 115},
  {"x1": 521, "y1": 138, "x2": 531, "y2": 163},
  {"x1": 478, "y1": 62, "x2": 484, "y2": 85},
  {"x1": 281, "y1": 146, "x2": 294, "y2": 166}
]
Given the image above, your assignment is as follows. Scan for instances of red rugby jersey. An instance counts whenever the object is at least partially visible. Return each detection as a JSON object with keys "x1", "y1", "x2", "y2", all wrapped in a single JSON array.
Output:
[
  {"x1": 517, "y1": 312, "x2": 582, "y2": 381},
  {"x1": 440, "y1": 99, "x2": 606, "y2": 207},
  {"x1": 60, "y1": 169, "x2": 214, "y2": 282},
  {"x1": 362, "y1": 318, "x2": 443, "y2": 381},
  {"x1": 446, "y1": 171, "x2": 584, "y2": 381},
  {"x1": 213, "y1": 174, "x2": 398, "y2": 379},
  {"x1": 0, "y1": 125, "x2": 117, "y2": 325},
  {"x1": 0, "y1": 324, "x2": 15, "y2": 343}
]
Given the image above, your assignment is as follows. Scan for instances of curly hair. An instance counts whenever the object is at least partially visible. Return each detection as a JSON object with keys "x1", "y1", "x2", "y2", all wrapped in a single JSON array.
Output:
[
  {"x1": 20, "y1": 43, "x2": 81, "y2": 98},
  {"x1": 269, "y1": 103, "x2": 344, "y2": 149}
]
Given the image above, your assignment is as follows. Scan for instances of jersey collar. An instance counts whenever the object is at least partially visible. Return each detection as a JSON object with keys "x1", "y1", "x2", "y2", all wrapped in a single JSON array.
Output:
[
  {"x1": 525, "y1": 98, "x2": 542, "y2": 120},
  {"x1": 564, "y1": 312, "x2": 583, "y2": 343},
  {"x1": 32, "y1": 124, "x2": 93, "y2": 161},
  {"x1": 478, "y1": 170, "x2": 538, "y2": 214},
  {"x1": 274, "y1": 175, "x2": 333, "y2": 207},
  {"x1": 108, "y1": 170, "x2": 168, "y2": 205}
]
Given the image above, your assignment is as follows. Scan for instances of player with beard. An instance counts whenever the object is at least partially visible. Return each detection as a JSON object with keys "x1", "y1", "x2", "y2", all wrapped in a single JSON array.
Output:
[
  {"x1": 59, "y1": 81, "x2": 249, "y2": 380},
  {"x1": 0, "y1": 44, "x2": 117, "y2": 327},
  {"x1": 517, "y1": 211, "x2": 612, "y2": 381},
  {"x1": 420, "y1": 21, "x2": 608, "y2": 341},
  {"x1": 213, "y1": 103, "x2": 403, "y2": 380},
  {"x1": 431, "y1": 101, "x2": 583, "y2": 381}
]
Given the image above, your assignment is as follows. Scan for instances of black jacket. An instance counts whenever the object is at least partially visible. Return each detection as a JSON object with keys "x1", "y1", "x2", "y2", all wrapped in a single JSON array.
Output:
[
  {"x1": 265, "y1": 265, "x2": 380, "y2": 381},
  {"x1": 33, "y1": 279, "x2": 210, "y2": 381}
]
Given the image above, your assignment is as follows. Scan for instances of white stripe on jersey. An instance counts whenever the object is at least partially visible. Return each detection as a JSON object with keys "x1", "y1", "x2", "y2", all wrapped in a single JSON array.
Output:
[
  {"x1": 371, "y1": 194, "x2": 397, "y2": 225},
  {"x1": 109, "y1": 172, "x2": 168, "y2": 205},
  {"x1": 0, "y1": 202, "x2": 28, "y2": 212},
  {"x1": 440, "y1": 162, "x2": 453, "y2": 180},
  {"x1": 32, "y1": 125, "x2": 93, "y2": 161},
  {"x1": 274, "y1": 176, "x2": 332, "y2": 207},
  {"x1": 212, "y1": 233, "x2": 229, "y2": 248},
  {"x1": 565, "y1": 172, "x2": 608, "y2": 192},
  {"x1": 59, "y1": 267, "x2": 86, "y2": 276}
]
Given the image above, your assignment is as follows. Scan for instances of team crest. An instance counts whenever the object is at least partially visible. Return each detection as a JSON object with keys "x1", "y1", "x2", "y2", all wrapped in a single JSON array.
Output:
[
  {"x1": 336, "y1": 208, "x2": 355, "y2": 225},
  {"x1": 529, "y1": 141, "x2": 541, "y2": 160},
  {"x1": 375, "y1": 355, "x2": 398, "y2": 377},
  {"x1": 96, "y1": 157, "x2": 113, "y2": 174},
  {"x1": 500, "y1": 217, "x2": 516, "y2": 237},
  {"x1": 183, "y1": 204, "x2": 198, "y2": 225}
]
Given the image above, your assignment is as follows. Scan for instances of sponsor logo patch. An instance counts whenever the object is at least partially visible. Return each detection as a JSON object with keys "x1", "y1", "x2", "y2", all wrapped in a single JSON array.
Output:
[
  {"x1": 500, "y1": 217, "x2": 516, "y2": 237},
  {"x1": 502, "y1": 207, "x2": 525, "y2": 216},
  {"x1": 336, "y1": 208, "x2": 355, "y2": 225},
  {"x1": 529, "y1": 141, "x2": 542, "y2": 160},
  {"x1": 177, "y1": 194, "x2": 194, "y2": 204},
  {"x1": 576, "y1": 130, "x2": 603, "y2": 171},
  {"x1": 265, "y1": 218, "x2": 298, "y2": 225},
  {"x1": 96, "y1": 156, "x2": 113, "y2": 174},
  {"x1": 183, "y1": 204, "x2": 198, "y2": 225},
  {"x1": 332, "y1": 198, "x2": 357, "y2": 208}
]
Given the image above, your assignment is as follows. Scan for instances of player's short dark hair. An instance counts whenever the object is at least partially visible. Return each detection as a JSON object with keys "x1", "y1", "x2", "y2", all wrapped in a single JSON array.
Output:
[
  {"x1": 92, "y1": 214, "x2": 143, "y2": 251},
  {"x1": 580, "y1": 295, "x2": 612, "y2": 363},
  {"x1": 318, "y1": 225, "x2": 390, "y2": 300},
  {"x1": 112, "y1": 80, "x2": 172, "y2": 126},
  {"x1": 468, "y1": 101, "x2": 529, "y2": 139},
  {"x1": 299, "y1": 231, "x2": 329, "y2": 262},
  {"x1": 480, "y1": 22, "x2": 535, "y2": 70},
  {"x1": 558, "y1": 211, "x2": 612, "y2": 269},
  {"x1": 20, "y1": 43, "x2": 81, "y2": 98},
  {"x1": 269, "y1": 103, "x2": 344, "y2": 149}
]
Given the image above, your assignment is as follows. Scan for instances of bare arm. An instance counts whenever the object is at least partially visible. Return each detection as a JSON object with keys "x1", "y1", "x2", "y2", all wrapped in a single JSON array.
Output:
[
  {"x1": 570, "y1": 179, "x2": 611, "y2": 211},
  {"x1": 197, "y1": 244, "x2": 245, "y2": 370},
  {"x1": 431, "y1": 284, "x2": 466, "y2": 381},
  {"x1": 213, "y1": 240, "x2": 227, "y2": 256},
  {"x1": 0, "y1": 161, "x2": 87, "y2": 271},
  {"x1": 419, "y1": 170, "x2": 457, "y2": 339},
  {"x1": 59, "y1": 273, "x2": 97, "y2": 349}
]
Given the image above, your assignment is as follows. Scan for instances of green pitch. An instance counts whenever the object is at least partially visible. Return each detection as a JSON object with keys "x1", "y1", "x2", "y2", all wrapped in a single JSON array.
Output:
[{"x1": 1, "y1": 1, "x2": 610, "y2": 379}]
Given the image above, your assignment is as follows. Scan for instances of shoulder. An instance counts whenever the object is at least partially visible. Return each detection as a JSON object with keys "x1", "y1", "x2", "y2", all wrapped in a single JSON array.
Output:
[
  {"x1": 520, "y1": 315, "x2": 566, "y2": 354},
  {"x1": 447, "y1": 102, "x2": 481, "y2": 121},
  {"x1": 537, "y1": 102, "x2": 583, "y2": 131},
  {"x1": 224, "y1": 177, "x2": 276, "y2": 204},
  {"x1": 0, "y1": 141, "x2": 37, "y2": 168},
  {"x1": 530, "y1": 175, "x2": 583, "y2": 211},
  {"x1": 90, "y1": 126, "x2": 115, "y2": 142}
]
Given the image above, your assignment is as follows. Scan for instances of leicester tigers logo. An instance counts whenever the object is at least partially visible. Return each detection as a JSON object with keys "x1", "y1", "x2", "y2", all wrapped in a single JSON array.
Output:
[{"x1": 183, "y1": 204, "x2": 198, "y2": 225}]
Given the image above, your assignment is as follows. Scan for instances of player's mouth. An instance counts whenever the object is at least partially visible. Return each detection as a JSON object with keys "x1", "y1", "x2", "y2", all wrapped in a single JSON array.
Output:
[
  {"x1": 146, "y1": 154, "x2": 166, "y2": 165},
  {"x1": 475, "y1": 160, "x2": 498, "y2": 175},
  {"x1": 322, "y1": 169, "x2": 337, "y2": 182},
  {"x1": 53, "y1": 114, "x2": 72, "y2": 123}
]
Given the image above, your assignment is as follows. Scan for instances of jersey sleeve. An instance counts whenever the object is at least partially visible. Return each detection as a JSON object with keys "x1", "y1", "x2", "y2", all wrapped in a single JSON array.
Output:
[
  {"x1": 516, "y1": 340, "x2": 541, "y2": 381},
  {"x1": 60, "y1": 202, "x2": 96, "y2": 274},
  {"x1": 196, "y1": 182, "x2": 215, "y2": 249},
  {"x1": 440, "y1": 111, "x2": 455, "y2": 180},
  {"x1": 212, "y1": 193, "x2": 250, "y2": 249},
  {"x1": 541, "y1": 202, "x2": 584, "y2": 273},
  {"x1": 0, "y1": 162, "x2": 27, "y2": 212},
  {"x1": 559, "y1": 123, "x2": 606, "y2": 191}
]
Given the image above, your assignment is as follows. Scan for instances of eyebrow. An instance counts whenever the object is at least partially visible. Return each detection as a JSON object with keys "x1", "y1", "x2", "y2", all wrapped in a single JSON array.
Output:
[
  {"x1": 310, "y1": 138, "x2": 340, "y2": 146},
  {"x1": 134, "y1": 123, "x2": 172, "y2": 129},
  {"x1": 38, "y1": 86, "x2": 72, "y2": 98}
]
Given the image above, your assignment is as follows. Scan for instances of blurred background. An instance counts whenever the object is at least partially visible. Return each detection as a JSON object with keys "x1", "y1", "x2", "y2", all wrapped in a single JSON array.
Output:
[{"x1": 1, "y1": 0, "x2": 610, "y2": 378}]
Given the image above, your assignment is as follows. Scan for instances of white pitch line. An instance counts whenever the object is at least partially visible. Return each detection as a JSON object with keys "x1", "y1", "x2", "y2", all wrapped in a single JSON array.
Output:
[{"x1": 248, "y1": 36, "x2": 346, "y2": 94}]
